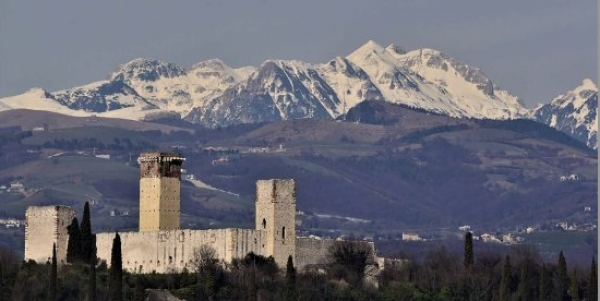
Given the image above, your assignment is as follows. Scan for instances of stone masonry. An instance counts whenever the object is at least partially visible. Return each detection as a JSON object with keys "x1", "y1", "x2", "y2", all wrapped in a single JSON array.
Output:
[
  {"x1": 24, "y1": 205, "x2": 75, "y2": 264},
  {"x1": 25, "y1": 152, "x2": 372, "y2": 273},
  {"x1": 138, "y1": 152, "x2": 185, "y2": 231}
]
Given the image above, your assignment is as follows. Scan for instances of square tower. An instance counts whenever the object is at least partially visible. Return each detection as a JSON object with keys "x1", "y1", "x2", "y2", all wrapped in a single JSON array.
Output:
[
  {"x1": 25, "y1": 205, "x2": 75, "y2": 264},
  {"x1": 138, "y1": 152, "x2": 185, "y2": 232},
  {"x1": 255, "y1": 179, "x2": 296, "y2": 267}
]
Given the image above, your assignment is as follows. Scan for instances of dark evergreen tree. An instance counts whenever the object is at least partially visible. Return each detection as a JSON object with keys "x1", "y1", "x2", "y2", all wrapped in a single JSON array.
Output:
[
  {"x1": 49, "y1": 243, "x2": 57, "y2": 301},
  {"x1": 464, "y1": 232, "x2": 474, "y2": 270},
  {"x1": 80, "y1": 202, "x2": 94, "y2": 264},
  {"x1": 0, "y1": 254, "x2": 4, "y2": 301},
  {"x1": 109, "y1": 232, "x2": 122, "y2": 301},
  {"x1": 517, "y1": 265, "x2": 528, "y2": 301},
  {"x1": 87, "y1": 249, "x2": 97, "y2": 301},
  {"x1": 570, "y1": 268, "x2": 580, "y2": 301},
  {"x1": 66, "y1": 217, "x2": 82, "y2": 263},
  {"x1": 247, "y1": 265, "x2": 257, "y2": 301},
  {"x1": 134, "y1": 276, "x2": 145, "y2": 301},
  {"x1": 539, "y1": 263, "x2": 551, "y2": 301},
  {"x1": 590, "y1": 258, "x2": 597, "y2": 301},
  {"x1": 284, "y1": 255, "x2": 297, "y2": 301},
  {"x1": 499, "y1": 255, "x2": 511, "y2": 301},
  {"x1": 557, "y1": 251, "x2": 569, "y2": 301}
]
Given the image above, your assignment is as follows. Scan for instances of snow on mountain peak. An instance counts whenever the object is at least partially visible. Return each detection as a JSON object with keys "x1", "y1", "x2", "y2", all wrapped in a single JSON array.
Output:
[
  {"x1": 385, "y1": 44, "x2": 407, "y2": 55},
  {"x1": 25, "y1": 87, "x2": 53, "y2": 99},
  {"x1": 348, "y1": 40, "x2": 387, "y2": 60},
  {"x1": 534, "y1": 79, "x2": 598, "y2": 149},
  {"x1": 189, "y1": 58, "x2": 229, "y2": 71},
  {"x1": 1, "y1": 39, "x2": 591, "y2": 147},
  {"x1": 110, "y1": 58, "x2": 185, "y2": 82},
  {"x1": 579, "y1": 78, "x2": 597, "y2": 91}
]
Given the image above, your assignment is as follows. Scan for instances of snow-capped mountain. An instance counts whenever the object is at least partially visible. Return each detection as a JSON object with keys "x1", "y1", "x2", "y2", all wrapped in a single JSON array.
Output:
[
  {"x1": 186, "y1": 40, "x2": 528, "y2": 126},
  {"x1": 533, "y1": 79, "x2": 598, "y2": 149},
  {"x1": 1, "y1": 40, "x2": 595, "y2": 148},
  {"x1": 53, "y1": 80, "x2": 156, "y2": 112},
  {"x1": 109, "y1": 58, "x2": 255, "y2": 116},
  {"x1": 344, "y1": 41, "x2": 529, "y2": 119}
]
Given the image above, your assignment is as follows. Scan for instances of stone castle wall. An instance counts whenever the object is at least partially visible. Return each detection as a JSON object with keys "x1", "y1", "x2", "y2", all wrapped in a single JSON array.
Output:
[
  {"x1": 295, "y1": 238, "x2": 378, "y2": 271},
  {"x1": 295, "y1": 237, "x2": 336, "y2": 270},
  {"x1": 25, "y1": 206, "x2": 75, "y2": 264},
  {"x1": 96, "y1": 228, "x2": 268, "y2": 273}
]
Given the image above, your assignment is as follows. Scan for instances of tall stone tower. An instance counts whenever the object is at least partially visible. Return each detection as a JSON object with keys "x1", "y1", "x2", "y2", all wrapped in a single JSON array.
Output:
[
  {"x1": 25, "y1": 205, "x2": 75, "y2": 264},
  {"x1": 255, "y1": 179, "x2": 296, "y2": 267},
  {"x1": 138, "y1": 152, "x2": 185, "y2": 232}
]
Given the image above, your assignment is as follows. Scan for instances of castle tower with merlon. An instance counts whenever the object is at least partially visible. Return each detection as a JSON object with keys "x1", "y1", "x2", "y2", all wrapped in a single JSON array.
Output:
[
  {"x1": 255, "y1": 179, "x2": 296, "y2": 265},
  {"x1": 25, "y1": 205, "x2": 75, "y2": 264},
  {"x1": 23, "y1": 153, "x2": 377, "y2": 273},
  {"x1": 138, "y1": 152, "x2": 185, "y2": 232}
]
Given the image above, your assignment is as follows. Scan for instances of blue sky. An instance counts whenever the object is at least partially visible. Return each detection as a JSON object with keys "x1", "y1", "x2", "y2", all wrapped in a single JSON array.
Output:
[{"x1": 0, "y1": 1, "x2": 597, "y2": 108}]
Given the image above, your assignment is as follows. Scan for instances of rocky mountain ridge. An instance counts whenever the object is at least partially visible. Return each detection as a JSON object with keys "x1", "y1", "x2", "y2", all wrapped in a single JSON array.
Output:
[
  {"x1": 0, "y1": 41, "x2": 596, "y2": 148},
  {"x1": 533, "y1": 79, "x2": 598, "y2": 149}
]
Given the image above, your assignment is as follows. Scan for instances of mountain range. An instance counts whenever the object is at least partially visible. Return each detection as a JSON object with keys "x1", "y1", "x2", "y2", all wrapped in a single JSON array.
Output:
[{"x1": 0, "y1": 40, "x2": 597, "y2": 149}]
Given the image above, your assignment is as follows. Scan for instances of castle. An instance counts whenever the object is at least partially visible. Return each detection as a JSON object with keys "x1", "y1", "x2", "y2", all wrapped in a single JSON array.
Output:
[{"x1": 25, "y1": 152, "x2": 369, "y2": 273}]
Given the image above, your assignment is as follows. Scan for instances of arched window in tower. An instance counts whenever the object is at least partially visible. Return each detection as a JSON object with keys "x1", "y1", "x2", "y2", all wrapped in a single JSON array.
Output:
[
  {"x1": 262, "y1": 218, "x2": 266, "y2": 229},
  {"x1": 282, "y1": 226, "x2": 286, "y2": 239}
]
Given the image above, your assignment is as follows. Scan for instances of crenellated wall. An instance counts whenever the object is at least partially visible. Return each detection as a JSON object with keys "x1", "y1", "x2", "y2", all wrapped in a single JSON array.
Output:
[{"x1": 24, "y1": 170, "x2": 374, "y2": 274}]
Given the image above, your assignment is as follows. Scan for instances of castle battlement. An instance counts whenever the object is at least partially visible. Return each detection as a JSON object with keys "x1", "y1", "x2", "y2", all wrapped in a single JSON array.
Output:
[{"x1": 24, "y1": 153, "x2": 360, "y2": 273}]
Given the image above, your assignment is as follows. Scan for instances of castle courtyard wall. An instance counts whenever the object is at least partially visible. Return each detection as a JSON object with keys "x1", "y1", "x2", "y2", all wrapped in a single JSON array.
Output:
[
  {"x1": 96, "y1": 228, "x2": 268, "y2": 273},
  {"x1": 295, "y1": 237, "x2": 337, "y2": 270},
  {"x1": 295, "y1": 238, "x2": 378, "y2": 271}
]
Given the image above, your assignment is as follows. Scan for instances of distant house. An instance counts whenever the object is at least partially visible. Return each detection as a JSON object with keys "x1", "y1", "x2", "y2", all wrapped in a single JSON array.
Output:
[
  {"x1": 8, "y1": 182, "x2": 25, "y2": 193},
  {"x1": 212, "y1": 156, "x2": 230, "y2": 165},
  {"x1": 458, "y1": 225, "x2": 471, "y2": 232},
  {"x1": 247, "y1": 147, "x2": 270, "y2": 153},
  {"x1": 560, "y1": 174, "x2": 579, "y2": 181},
  {"x1": 480, "y1": 233, "x2": 501, "y2": 243},
  {"x1": 402, "y1": 232, "x2": 421, "y2": 241}
]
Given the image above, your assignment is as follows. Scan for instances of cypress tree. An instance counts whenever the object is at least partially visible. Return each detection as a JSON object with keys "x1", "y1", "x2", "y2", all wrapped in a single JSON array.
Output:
[
  {"x1": 87, "y1": 246, "x2": 97, "y2": 301},
  {"x1": 284, "y1": 255, "x2": 297, "y2": 301},
  {"x1": 66, "y1": 217, "x2": 81, "y2": 263},
  {"x1": 570, "y1": 268, "x2": 580, "y2": 301},
  {"x1": 0, "y1": 254, "x2": 4, "y2": 301},
  {"x1": 590, "y1": 258, "x2": 597, "y2": 301},
  {"x1": 134, "y1": 276, "x2": 145, "y2": 301},
  {"x1": 557, "y1": 251, "x2": 569, "y2": 301},
  {"x1": 50, "y1": 243, "x2": 57, "y2": 301},
  {"x1": 517, "y1": 265, "x2": 528, "y2": 301},
  {"x1": 499, "y1": 255, "x2": 511, "y2": 301},
  {"x1": 80, "y1": 202, "x2": 94, "y2": 264},
  {"x1": 109, "y1": 232, "x2": 122, "y2": 301},
  {"x1": 539, "y1": 263, "x2": 551, "y2": 301},
  {"x1": 464, "y1": 231, "x2": 474, "y2": 270}
]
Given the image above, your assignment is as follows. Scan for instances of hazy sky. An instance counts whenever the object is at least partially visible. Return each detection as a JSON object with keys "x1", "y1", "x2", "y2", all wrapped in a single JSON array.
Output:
[{"x1": 0, "y1": 1, "x2": 597, "y2": 108}]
